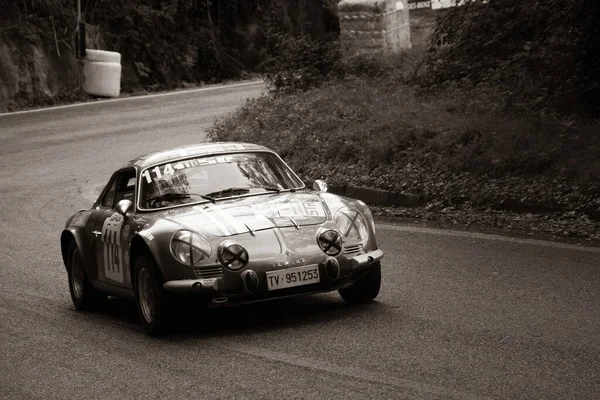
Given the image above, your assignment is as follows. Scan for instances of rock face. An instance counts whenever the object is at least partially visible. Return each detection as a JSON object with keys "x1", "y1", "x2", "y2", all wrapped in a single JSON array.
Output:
[
  {"x1": 0, "y1": 27, "x2": 104, "y2": 112},
  {"x1": 0, "y1": 31, "x2": 74, "y2": 112}
]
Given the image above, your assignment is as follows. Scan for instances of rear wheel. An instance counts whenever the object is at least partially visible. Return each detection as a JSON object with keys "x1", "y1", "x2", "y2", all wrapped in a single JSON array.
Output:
[
  {"x1": 339, "y1": 262, "x2": 381, "y2": 304},
  {"x1": 67, "y1": 242, "x2": 106, "y2": 310},
  {"x1": 133, "y1": 255, "x2": 174, "y2": 336}
]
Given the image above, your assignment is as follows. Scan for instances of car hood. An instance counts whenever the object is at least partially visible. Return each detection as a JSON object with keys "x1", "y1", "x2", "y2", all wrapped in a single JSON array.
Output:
[{"x1": 160, "y1": 192, "x2": 329, "y2": 237}]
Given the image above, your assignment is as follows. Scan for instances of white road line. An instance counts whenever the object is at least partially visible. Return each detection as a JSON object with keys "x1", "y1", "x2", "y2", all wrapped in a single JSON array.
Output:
[
  {"x1": 0, "y1": 80, "x2": 265, "y2": 117},
  {"x1": 377, "y1": 223, "x2": 600, "y2": 253}
]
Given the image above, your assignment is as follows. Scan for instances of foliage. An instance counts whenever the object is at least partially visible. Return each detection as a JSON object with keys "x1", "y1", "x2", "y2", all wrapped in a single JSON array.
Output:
[
  {"x1": 262, "y1": 33, "x2": 419, "y2": 94},
  {"x1": 263, "y1": 32, "x2": 342, "y2": 93},
  {"x1": 0, "y1": 0, "x2": 76, "y2": 43},
  {"x1": 208, "y1": 77, "x2": 600, "y2": 214},
  {"x1": 422, "y1": 0, "x2": 600, "y2": 115},
  {"x1": 0, "y1": 0, "x2": 339, "y2": 91}
]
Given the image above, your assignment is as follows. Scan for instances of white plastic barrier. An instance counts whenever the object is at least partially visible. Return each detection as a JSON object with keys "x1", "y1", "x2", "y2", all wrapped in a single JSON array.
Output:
[{"x1": 82, "y1": 49, "x2": 121, "y2": 97}]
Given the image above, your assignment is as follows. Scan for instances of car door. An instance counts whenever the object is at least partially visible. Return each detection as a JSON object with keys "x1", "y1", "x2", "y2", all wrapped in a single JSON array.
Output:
[{"x1": 91, "y1": 168, "x2": 137, "y2": 288}]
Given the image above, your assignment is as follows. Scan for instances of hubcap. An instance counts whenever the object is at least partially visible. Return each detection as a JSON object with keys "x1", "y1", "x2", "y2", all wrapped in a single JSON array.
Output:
[
  {"x1": 71, "y1": 250, "x2": 84, "y2": 299},
  {"x1": 138, "y1": 268, "x2": 155, "y2": 323}
]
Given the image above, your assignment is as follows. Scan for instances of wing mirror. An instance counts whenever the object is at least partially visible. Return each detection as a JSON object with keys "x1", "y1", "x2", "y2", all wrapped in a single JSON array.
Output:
[
  {"x1": 312, "y1": 179, "x2": 328, "y2": 192},
  {"x1": 116, "y1": 199, "x2": 134, "y2": 216}
]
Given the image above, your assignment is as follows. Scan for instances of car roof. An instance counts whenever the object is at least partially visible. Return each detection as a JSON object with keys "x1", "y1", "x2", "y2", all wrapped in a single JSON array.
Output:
[{"x1": 124, "y1": 142, "x2": 273, "y2": 169}]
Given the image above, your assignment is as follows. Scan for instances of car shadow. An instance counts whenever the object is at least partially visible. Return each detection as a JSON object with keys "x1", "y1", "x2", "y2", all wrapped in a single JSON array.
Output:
[{"x1": 97, "y1": 293, "x2": 385, "y2": 338}]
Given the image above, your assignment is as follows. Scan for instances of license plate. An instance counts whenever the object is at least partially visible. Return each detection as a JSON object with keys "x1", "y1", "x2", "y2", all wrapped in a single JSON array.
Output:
[{"x1": 266, "y1": 264, "x2": 320, "y2": 291}]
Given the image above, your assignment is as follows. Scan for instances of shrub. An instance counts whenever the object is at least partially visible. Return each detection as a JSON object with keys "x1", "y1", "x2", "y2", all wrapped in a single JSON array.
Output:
[
  {"x1": 263, "y1": 32, "x2": 341, "y2": 93},
  {"x1": 263, "y1": 32, "x2": 420, "y2": 94},
  {"x1": 423, "y1": 0, "x2": 600, "y2": 115}
]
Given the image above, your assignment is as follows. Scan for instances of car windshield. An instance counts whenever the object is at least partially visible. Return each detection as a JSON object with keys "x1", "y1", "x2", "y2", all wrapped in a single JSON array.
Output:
[{"x1": 139, "y1": 152, "x2": 304, "y2": 210}]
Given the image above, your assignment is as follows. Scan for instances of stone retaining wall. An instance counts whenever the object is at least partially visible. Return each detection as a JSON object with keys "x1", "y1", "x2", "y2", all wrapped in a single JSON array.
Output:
[{"x1": 338, "y1": 0, "x2": 411, "y2": 52}]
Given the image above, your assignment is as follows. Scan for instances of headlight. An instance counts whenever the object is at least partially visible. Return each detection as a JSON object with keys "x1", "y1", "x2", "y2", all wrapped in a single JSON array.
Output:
[
  {"x1": 362, "y1": 205, "x2": 376, "y2": 235},
  {"x1": 334, "y1": 207, "x2": 368, "y2": 241},
  {"x1": 218, "y1": 241, "x2": 249, "y2": 271},
  {"x1": 170, "y1": 230, "x2": 211, "y2": 265},
  {"x1": 317, "y1": 229, "x2": 342, "y2": 256}
]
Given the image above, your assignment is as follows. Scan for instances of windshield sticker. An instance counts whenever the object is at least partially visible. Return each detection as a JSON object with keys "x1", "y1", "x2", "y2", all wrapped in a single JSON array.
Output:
[
  {"x1": 70, "y1": 210, "x2": 92, "y2": 227},
  {"x1": 142, "y1": 155, "x2": 235, "y2": 184}
]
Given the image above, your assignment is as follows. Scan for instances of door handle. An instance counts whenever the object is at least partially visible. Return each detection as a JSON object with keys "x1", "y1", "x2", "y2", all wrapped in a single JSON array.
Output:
[{"x1": 92, "y1": 230, "x2": 102, "y2": 238}]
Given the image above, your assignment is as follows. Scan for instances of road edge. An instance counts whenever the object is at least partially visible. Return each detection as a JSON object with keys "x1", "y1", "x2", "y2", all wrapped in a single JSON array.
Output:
[{"x1": 0, "y1": 80, "x2": 265, "y2": 117}]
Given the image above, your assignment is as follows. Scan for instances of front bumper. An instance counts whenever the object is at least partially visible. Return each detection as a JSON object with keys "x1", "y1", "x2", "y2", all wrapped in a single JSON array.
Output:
[
  {"x1": 162, "y1": 248, "x2": 383, "y2": 302},
  {"x1": 350, "y1": 249, "x2": 383, "y2": 270}
]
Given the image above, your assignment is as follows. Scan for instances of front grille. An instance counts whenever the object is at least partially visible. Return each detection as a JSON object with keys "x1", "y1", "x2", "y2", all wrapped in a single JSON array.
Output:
[
  {"x1": 343, "y1": 243, "x2": 363, "y2": 255},
  {"x1": 194, "y1": 266, "x2": 224, "y2": 279}
]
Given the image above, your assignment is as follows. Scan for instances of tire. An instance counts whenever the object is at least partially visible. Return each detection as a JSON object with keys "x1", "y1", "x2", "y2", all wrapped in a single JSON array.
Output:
[
  {"x1": 67, "y1": 242, "x2": 106, "y2": 311},
  {"x1": 133, "y1": 255, "x2": 174, "y2": 336},
  {"x1": 339, "y1": 262, "x2": 381, "y2": 304}
]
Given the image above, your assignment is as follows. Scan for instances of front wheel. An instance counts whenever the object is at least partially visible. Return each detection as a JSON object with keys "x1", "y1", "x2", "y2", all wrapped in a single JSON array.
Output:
[
  {"x1": 133, "y1": 255, "x2": 174, "y2": 336},
  {"x1": 339, "y1": 262, "x2": 381, "y2": 304},
  {"x1": 67, "y1": 242, "x2": 106, "y2": 310}
]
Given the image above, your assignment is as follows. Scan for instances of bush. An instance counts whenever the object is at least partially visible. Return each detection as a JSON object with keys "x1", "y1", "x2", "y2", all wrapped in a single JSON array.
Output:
[
  {"x1": 423, "y1": 0, "x2": 600, "y2": 115},
  {"x1": 0, "y1": 1, "x2": 341, "y2": 92},
  {"x1": 263, "y1": 32, "x2": 341, "y2": 93},
  {"x1": 263, "y1": 32, "x2": 420, "y2": 94},
  {"x1": 208, "y1": 75, "x2": 600, "y2": 212}
]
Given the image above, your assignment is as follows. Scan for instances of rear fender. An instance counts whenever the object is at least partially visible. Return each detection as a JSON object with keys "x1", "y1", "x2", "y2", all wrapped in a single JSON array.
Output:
[{"x1": 60, "y1": 228, "x2": 89, "y2": 270}]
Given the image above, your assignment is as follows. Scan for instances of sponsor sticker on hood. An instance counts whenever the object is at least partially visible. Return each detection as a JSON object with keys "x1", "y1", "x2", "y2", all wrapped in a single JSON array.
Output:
[
  {"x1": 167, "y1": 193, "x2": 328, "y2": 237},
  {"x1": 250, "y1": 200, "x2": 325, "y2": 219}
]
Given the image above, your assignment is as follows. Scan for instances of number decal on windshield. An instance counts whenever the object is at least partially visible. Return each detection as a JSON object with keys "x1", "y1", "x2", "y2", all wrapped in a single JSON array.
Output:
[
  {"x1": 142, "y1": 155, "x2": 234, "y2": 184},
  {"x1": 164, "y1": 163, "x2": 174, "y2": 175}
]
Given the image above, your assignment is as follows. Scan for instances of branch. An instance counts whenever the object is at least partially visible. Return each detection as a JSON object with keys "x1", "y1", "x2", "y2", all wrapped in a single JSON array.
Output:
[
  {"x1": 205, "y1": 0, "x2": 223, "y2": 70},
  {"x1": 89, "y1": 0, "x2": 100, "y2": 24},
  {"x1": 51, "y1": 16, "x2": 61, "y2": 57},
  {"x1": 220, "y1": 50, "x2": 245, "y2": 72},
  {"x1": 0, "y1": 24, "x2": 21, "y2": 33}
]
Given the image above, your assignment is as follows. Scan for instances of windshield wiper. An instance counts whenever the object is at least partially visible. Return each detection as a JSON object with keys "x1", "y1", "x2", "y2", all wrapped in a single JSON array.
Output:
[
  {"x1": 204, "y1": 187, "x2": 250, "y2": 199},
  {"x1": 145, "y1": 192, "x2": 215, "y2": 204},
  {"x1": 262, "y1": 186, "x2": 298, "y2": 193},
  {"x1": 261, "y1": 186, "x2": 282, "y2": 193}
]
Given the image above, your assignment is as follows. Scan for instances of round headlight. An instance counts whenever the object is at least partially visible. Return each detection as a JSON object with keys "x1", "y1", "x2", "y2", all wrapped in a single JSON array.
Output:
[
  {"x1": 334, "y1": 208, "x2": 368, "y2": 241},
  {"x1": 317, "y1": 229, "x2": 342, "y2": 256},
  {"x1": 362, "y1": 205, "x2": 376, "y2": 235},
  {"x1": 170, "y1": 230, "x2": 211, "y2": 265},
  {"x1": 218, "y1": 241, "x2": 249, "y2": 271}
]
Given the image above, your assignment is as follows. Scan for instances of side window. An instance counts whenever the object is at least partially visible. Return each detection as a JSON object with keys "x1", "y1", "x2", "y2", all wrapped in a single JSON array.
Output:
[
  {"x1": 114, "y1": 169, "x2": 137, "y2": 205},
  {"x1": 122, "y1": 177, "x2": 136, "y2": 201},
  {"x1": 101, "y1": 177, "x2": 118, "y2": 208}
]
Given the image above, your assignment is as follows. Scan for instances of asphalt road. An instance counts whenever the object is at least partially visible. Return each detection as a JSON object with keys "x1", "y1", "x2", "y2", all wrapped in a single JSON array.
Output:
[{"x1": 1, "y1": 82, "x2": 599, "y2": 400}]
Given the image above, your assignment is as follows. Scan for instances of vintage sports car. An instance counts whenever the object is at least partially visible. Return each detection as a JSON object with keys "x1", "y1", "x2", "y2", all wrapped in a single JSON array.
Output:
[{"x1": 61, "y1": 142, "x2": 384, "y2": 335}]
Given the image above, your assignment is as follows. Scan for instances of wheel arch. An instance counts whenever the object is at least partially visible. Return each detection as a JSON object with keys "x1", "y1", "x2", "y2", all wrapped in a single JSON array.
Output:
[
  {"x1": 129, "y1": 234, "x2": 165, "y2": 287},
  {"x1": 60, "y1": 229, "x2": 87, "y2": 270}
]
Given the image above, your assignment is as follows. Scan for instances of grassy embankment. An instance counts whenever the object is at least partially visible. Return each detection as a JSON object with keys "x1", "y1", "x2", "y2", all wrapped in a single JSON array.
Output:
[
  {"x1": 208, "y1": 1, "x2": 600, "y2": 227},
  {"x1": 209, "y1": 73, "x2": 599, "y2": 215}
]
